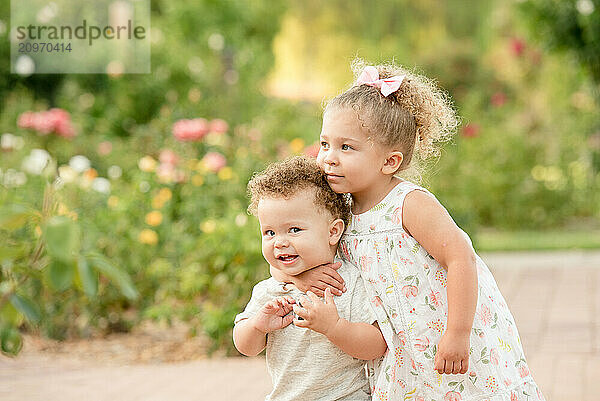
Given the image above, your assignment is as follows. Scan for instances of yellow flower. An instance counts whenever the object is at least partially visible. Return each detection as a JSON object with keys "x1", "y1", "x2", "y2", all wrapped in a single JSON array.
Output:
[
  {"x1": 186, "y1": 159, "x2": 199, "y2": 170},
  {"x1": 200, "y1": 220, "x2": 217, "y2": 233},
  {"x1": 57, "y1": 203, "x2": 69, "y2": 215},
  {"x1": 145, "y1": 211, "x2": 163, "y2": 226},
  {"x1": 289, "y1": 138, "x2": 305, "y2": 154},
  {"x1": 192, "y1": 175, "x2": 204, "y2": 186},
  {"x1": 139, "y1": 229, "x2": 158, "y2": 245},
  {"x1": 68, "y1": 211, "x2": 78, "y2": 221},
  {"x1": 138, "y1": 156, "x2": 157, "y2": 172},
  {"x1": 158, "y1": 187, "x2": 172, "y2": 201},
  {"x1": 35, "y1": 225, "x2": 42, "y2": 237},
  {"x1": 152, "y1": 197, "x2": 165, "y2": 209},
  {"x1": 217, "y1": 166, "x2": 233, "y2": 181},
  {"x1": 83, "y1": 168, "x2": 98, "y2": 180},
  {"x1": 108, "y1": 196, "x2": 119, "y2": 209}
]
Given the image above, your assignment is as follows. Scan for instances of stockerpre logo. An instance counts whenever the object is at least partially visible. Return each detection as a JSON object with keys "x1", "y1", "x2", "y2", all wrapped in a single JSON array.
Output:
[{"x1": 11, "y1": 0, "x2": 150, "y2": 74}]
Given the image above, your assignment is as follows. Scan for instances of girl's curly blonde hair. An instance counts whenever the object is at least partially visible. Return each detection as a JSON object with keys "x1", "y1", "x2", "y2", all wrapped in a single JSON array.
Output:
[{"x1": 326, "y1": 59, "x2": 460, "y2": 178}]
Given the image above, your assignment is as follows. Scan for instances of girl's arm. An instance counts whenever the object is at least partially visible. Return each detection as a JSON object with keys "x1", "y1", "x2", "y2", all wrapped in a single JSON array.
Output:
[
  {"x1": 233, "y1": 317, "x2": 268, "y2": 356},
  {"x1": 402, "y1": 190, "x2": 477, "y2": 374},
  {"x1": 293, "y1": 289, "x2": 387, "y2": 360},
  {"x1": 270, "y1": 262, "x2": 346, "y2": 297}
]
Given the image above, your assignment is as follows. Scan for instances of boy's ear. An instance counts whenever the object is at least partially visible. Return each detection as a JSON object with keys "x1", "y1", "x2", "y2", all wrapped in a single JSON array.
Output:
[
  {"x1": 329, "y1": 218, "x2": 345, "y2": 245},
  {"x1": 382, "y1": 151, "x2": 403, "y2": 174}
]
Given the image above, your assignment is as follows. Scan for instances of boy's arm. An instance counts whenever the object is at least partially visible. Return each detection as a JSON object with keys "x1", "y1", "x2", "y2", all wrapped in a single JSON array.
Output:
[
  {"x1": 233, "y1": 317, "x2": 267, "y2": 357},
  {"x1": 233, "y1": 296, "x2": 296, "y2": 357},
  {"x1": 293, "y1": 289, "x2": 386, "y2": 360}
]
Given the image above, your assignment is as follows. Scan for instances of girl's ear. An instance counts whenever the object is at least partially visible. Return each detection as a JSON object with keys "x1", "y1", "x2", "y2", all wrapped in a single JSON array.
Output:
[
  {"x1": 329, "y1": 218, "x2": 345, "y2": 245},
  {"x1": 382, "y1": 151, "x2": 403, "y2": 174}
]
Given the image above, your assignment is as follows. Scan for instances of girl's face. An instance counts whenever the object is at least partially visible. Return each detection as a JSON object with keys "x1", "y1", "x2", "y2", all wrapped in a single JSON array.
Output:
[{"x1": 317, "y1": 107, "x2": 389, "y2": 196}]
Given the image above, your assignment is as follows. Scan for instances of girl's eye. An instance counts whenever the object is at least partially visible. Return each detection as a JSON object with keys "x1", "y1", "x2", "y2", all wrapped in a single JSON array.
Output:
[
  {"x1": 264, "y1": 230, "x2": 275, "y2": 236},
  {"x1": 341, "y1": 144, "x2": 352, "y2": 150},
  {"x1": 290, "y1": 227, "x2": 302, "y2": 233},
  {"x1": 320, "y1": 141, "x2": 329, "y2": 149}
]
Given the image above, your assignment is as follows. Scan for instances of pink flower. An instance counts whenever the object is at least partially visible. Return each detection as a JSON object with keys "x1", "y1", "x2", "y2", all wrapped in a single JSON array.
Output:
[
  {"x1": 390, "y1": 207, "x2": 402, "y2": 225},
  {"x1": 510, "y1": 391, "x2": 518, "y2": 401},
  {"x1": 444, "y1": 391, "x2": 462, "y2": 401},
  {"x1": 462, "y1": 123, "x2": 480, "y2": 138},
  {"x1": 359, "y1": 256, "x2": 372, "y2": 272},
  {"x1": 209, "y1": 118, "x2": 228, "y2": 134},
  {"x1": 518, "y1": 363, "x2": 530, "y2": 378},
  {"x1": 159, "y1": 149, "x2": 179, "y2": 166},
  {"x1": 372, "y1": 296, "x2": 383, "y2": 308},
  {"x1": 489, "y1": 348, "x2": 499, "y2": 365},
  {"x1": 303, "y1": 142, "x2": 319, "y2": 158},
  {"x1": 510, "y1": 37, "x2": 526, "y2": 57},
  {"x1": 478, "y1": 304, "x2": 492, "y2": 326},
  {"x1": 97, "y1": 141, "x2": 113, "y2": 156},
  {"x1": 414, "y1": 336, "x2": 429, "y2": 352},
  {"x1": 490, "y1": 92, "x2": 506, "y2": 108},
  {"x1": 172, "y1": 118, "x2": 209, "y2": 142},
  {"x1": 18, "y1": 109, "x2": 76, "y2": 138},
  {"x1": 429, "y1": 289, "x2": 442, "y2": 307},
  {"x1": 202, "y1": 152, "x2": 227, "y2": 172},
  {"x1": 402, "y1": 285, "x2": 418, "y2": 298}
]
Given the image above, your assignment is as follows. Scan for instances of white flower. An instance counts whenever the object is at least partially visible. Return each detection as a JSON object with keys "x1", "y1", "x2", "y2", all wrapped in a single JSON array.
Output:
[
  {"x1": 576, "y1": 0, "x2": 595, "y2": 15},
  {"x1": 58, "y1": 165, "x2": 78, "y2": 183},
  {"x1": 69, "y1": 155, "x2": 91, "y2": 173},
  {"x1": 91, "y1": 177, "x2": 110, "y2": 194},
  {"x1": 1, "y1": 133, "x2": 23, "y2": 150},
  {"x1": 22, "y1": 149, "x2": 52, "y2": 175},
  {"x1": 139, "y1": 181, "x2": 150, "y2": 193},
  {"x1": 208, "y1": 33, "x2": 224, "y2": 51},
  {"x1": 235, "y1": 213, "x2": 248, "y2": 227},
  {"x1": 15, "y1": 55, "x2": 35, "y2": 76},
  {"x1": 107, "y1": 165, "x2": 122, "y2": 179},
  {"x1": 3, "y1": 169, "x2": 27, "y2": 187}
]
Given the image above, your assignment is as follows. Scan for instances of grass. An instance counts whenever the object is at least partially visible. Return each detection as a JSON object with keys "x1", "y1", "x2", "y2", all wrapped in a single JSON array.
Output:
[{"x1": 474, "y1": 229, "x2": 600, "y2": 252}]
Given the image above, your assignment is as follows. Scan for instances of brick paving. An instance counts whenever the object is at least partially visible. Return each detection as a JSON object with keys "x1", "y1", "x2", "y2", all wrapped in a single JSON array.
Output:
[{"x1": 1, "y1": 250, "x2": 599, "y2": 401}]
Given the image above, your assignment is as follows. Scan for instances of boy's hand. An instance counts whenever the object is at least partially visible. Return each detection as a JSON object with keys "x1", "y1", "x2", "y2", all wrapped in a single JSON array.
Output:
[
  {"x1": 293, "y1": 288, "x2": 341, "y2": 337},
  {"x1": 434, "y1": 329, "x2": 470, "y2": 375},
  {"x1": 291, "y1": 262, "x2": 345, "y2": 297},
  {"x1": 252, "y1": 296, "x2": 296, "y2": 334}
]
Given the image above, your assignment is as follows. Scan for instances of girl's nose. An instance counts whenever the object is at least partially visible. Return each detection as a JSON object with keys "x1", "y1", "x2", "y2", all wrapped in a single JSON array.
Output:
[{"x1": 324, "y1": 151, "x2": 338, "y2": 166}]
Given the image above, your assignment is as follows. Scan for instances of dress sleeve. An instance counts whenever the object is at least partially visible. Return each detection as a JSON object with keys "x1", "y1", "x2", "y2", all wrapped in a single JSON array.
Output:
[{"x1": 234, "y1": 280, "x2": 270, "y2": 325}]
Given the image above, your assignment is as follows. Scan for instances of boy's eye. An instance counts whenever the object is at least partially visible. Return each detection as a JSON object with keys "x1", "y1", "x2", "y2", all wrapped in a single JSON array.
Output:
[
  {"x1": 320, "y1": 141, "x2": 329, "y2": 149},
  {"x1": 341, "y1": 144, "x2": 351, "y2": 150},
  {"x1": 264, "y1": 230, "x2": 275, "y2": 236},
  {"x1": 290, "y1": 227, "x2": 302, "y2": 233}
]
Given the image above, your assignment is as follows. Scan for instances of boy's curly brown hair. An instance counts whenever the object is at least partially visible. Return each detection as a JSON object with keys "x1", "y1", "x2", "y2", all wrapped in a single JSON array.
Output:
[{"x1": 247, "y1": 156, "x2": 351, "y2": 227}]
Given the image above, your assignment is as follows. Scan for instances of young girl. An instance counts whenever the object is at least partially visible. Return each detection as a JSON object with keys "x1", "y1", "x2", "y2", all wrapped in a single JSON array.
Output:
[{"x1": 277, "y1": 61, "x2": 545, "y2": 400}]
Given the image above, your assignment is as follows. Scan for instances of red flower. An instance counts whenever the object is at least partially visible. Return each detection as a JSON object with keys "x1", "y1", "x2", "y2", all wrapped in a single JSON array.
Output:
[
  {"x1": 402, "y1": 285, "x2": 418, "y2": 298},
  {"x1": 202, "y1": 152, "x2": 227, "y2": 172},
  {"x1": 18, "y1": 108, "x2": 76, "y2": 138},
  {"x1": 462, "y1": 123, "x2": 480, "y2": 138},
  {"x1": 510, "y1": 38, "x2": 526, "y2": 57},
  {"x1": 444, "y1": 391, "x2": 462, "y2": 401},
  {"x1": 414, "y1": 336, "x2": 430, "y2": 352},
  {"x1": 490, "y1": 92, "x2": 506, "y2": 108}
]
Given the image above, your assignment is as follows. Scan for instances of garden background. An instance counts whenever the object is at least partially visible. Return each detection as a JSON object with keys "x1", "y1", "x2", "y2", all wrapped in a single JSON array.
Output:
[{"x1": 1, "y1": 0, "x2": 599, "y2": 357}]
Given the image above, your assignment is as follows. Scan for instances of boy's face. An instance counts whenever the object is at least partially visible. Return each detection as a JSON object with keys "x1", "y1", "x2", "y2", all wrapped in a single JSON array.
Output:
[{"x1": 257, "y1": 189, "x2": 339, "y2": 276}]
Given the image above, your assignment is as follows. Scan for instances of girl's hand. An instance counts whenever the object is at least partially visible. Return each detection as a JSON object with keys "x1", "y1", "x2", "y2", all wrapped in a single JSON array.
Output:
[
  {"x1": 252, "y1": 296, "x2": 296, "y2": 334},
  {"x1": 434, "y1": 330, "x2": 470, "y2": 375},
  {"x1": 291, "y1": 262, "x2": 346, "y2": 297},
  {"x1": 293, "y1": 288, "x2": 341, "y2": 337}
]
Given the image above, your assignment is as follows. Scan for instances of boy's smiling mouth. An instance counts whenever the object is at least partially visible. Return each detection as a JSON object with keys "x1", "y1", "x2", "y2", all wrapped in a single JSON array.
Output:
[{"x1": 276, "y1": 254, "x2": 299, "y2": 264}]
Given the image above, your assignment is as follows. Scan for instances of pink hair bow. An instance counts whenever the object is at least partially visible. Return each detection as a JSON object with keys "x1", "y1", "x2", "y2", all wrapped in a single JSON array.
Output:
[{"x1": 356, "y1": 66, "x2": 405, "y2": 97}]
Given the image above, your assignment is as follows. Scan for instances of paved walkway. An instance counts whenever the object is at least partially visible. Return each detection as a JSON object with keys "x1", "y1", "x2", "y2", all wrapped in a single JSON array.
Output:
[{"x1": 2, "y1": 250, "x2": 600, "y2": 401}]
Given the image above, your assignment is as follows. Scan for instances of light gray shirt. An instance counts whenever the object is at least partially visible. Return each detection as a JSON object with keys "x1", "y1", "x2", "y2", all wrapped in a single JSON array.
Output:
[{"x1": 235, "y1": 258, "x2": 377, "y2": 401}]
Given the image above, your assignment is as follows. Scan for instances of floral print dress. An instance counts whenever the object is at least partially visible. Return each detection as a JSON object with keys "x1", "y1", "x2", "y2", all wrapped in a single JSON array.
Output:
[{"x1": 338, "y1": 181, "x2": 545, "y2": 401}]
